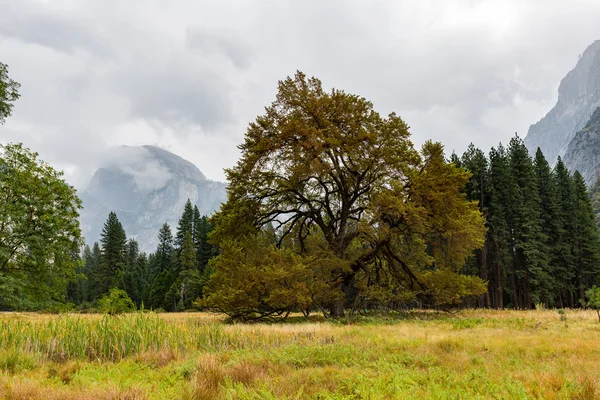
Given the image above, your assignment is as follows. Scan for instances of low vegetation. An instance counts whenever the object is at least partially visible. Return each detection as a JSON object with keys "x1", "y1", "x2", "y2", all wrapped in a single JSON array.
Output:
[{"x1": 1, "y1": 309, "x2": 599, "y2": 399}]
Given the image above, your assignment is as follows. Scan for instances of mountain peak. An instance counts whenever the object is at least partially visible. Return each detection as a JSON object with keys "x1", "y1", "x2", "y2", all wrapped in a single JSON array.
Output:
[
  {"x1": 525, "y1": 40, "x2": 600, "y2": 163},
  {"x1": 562, "y1": 106, "x2": 600, "y2": 186},
  {"x1": 140, "y1": 145, "x2": 207, "y2": 182},
  {"x1": 80, "y1": 145, "x2": 225, "y2": 252}
]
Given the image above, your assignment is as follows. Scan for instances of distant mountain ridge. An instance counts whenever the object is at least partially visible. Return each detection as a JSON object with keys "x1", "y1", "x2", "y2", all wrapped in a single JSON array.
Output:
[
  {"x1": 525, "y1": 40, "x2": 600, "y2": 163},
  {"x1": 80, "y1": 145, "x2": 226, "y2": 252},
  {"x1": 563, "y1": 107, "x2": 600, "y2": 186}
]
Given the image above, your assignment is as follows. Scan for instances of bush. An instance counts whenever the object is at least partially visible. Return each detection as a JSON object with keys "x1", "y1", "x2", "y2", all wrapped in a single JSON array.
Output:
[
  {"x1": 98, "y1": 288, "x2": 136, "y2": 315},
  {"x1": 585, "y1": 286, "x2": 600, "y2": 322}
]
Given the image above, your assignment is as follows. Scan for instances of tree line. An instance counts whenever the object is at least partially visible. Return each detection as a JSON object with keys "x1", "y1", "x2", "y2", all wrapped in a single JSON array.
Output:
[
  {"x1": 4, "y1": 63, "x2": 600, "y2": 317},
  {"x1": 67, "y1": 200, "x2": 217, "y2": 311},
  {"x1": 454, "y1": 138, "x2": 600, "y2": 309}
]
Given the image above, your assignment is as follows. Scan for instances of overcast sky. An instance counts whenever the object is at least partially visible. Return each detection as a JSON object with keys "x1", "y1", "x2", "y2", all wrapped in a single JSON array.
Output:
[{"x1": 1, "y1": 0, "x2": 599, "y2": 187}]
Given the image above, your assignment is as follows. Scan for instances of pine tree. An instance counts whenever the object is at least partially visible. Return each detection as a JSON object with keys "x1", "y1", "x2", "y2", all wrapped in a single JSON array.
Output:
[
  {"x1": 486, "y1": 145, "x2": 512, "y2": 308},
  {"x1": 147, "y1": 223, "x2": 176, "y2": 309},
  {"x1": 176, "y1": 199, "x2": 194, "y2": 249},
  {"x1": 573, "y1": 171, "x2": 600, "y2": 305},
  {"x1": 506, "y1": 135, "x2": 547, "y2": 308},
  {"x1": 156, "y1": 223, "x2": 174, "y2": 273},
  {"x1": 553, "y1": 157, "x2": 577, "y2": 307},
  {"x1": 122, "y1": 239, "x2": 146, "y2": 307},
  {"x1": 195, "y1": 215, "x2": 217, "y2": 271},
  {"x1": 460, "y1": 144, "x2": 490, "y2": 306},
  {"x1": 99, "y1": 212, "x2": 127, "y2": 295},
  {"x1": 178, "y1": 231, "x2": 202, "y2": 309},
  {"x1": 589, "y1": 177, "x2": 600, "y2": 229},
  {"x1": 192, "y1": 205, "x2": 202, "y2": 251},
  {"x1": 533, "y1": 148, "x2": 560, "y2": 306}
]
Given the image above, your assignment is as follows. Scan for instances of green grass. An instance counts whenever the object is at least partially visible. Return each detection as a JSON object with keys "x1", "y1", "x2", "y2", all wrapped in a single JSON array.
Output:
[{"x1": 0, "y1": 309, "x2": 598, "y2": 399}]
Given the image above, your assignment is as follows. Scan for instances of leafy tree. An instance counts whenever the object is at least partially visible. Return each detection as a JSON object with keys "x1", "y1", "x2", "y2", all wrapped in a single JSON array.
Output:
[
  {"x1": 0, "y1": 143, "x2": 82, "y2": 309},
  {"x1": 99, "y1": 212, "x2": 127, "y2": 294},
  {"x1": 208, "y1": 72, "x2": 487, "y2": 317},
  {"x1": 202, "y1": 235, "x2": 313, "y2": 320},
  {"x1": 584, "y1": 286, "x2": 600, "y2": 321},
  {"x1": 0, "y1": 62, "x2": 20, "y2": 124},
  {"x1": 98, "y1": 288, "x2": 136, "y2": 315}
]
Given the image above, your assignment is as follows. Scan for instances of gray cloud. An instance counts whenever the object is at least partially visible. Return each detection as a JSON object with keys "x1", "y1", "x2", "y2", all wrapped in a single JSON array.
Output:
[
  {"x1": 186, "y1": 28, "x2": 253, "y2": 69},
  {"x1": 0, "y1": 0, "x2": 111, "y2": 58},
  {"x1": 1, "y1": 0, "x2": 600, "y2": 188}
]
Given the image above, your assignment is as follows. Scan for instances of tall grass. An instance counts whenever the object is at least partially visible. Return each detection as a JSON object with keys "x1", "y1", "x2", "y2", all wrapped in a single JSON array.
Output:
[{"x1": 0, "y1": 313, "x2": 328, "y2": 362}]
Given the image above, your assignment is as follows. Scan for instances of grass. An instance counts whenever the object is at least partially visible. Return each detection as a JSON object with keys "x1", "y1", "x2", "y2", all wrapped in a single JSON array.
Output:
[{"x1": 0, "y1": 309, "x2": 598, "y2": 399}]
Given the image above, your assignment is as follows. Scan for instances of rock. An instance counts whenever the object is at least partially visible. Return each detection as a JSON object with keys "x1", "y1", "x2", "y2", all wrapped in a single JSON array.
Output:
[
  {"x1": 525, "y1": 40, "x2": 600, "y2": 163},
  {"x1": 79, "y1": 145, "x2": 226, "y2": 252},
  {"x1": 563, "y1": 107, "x2": 600, "y2": 186}
]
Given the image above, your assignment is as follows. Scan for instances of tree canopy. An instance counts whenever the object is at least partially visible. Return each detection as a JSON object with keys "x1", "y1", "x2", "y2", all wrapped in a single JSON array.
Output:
[
  {"x1": 206, "y1": 72, "x2": 487, "y2": 318},
  {"x1": 0, "y1": 143, "x2": 83, "y2": 309},
  {"x1": 0, "y1": 62, "x2": 20, "y2": 124}
]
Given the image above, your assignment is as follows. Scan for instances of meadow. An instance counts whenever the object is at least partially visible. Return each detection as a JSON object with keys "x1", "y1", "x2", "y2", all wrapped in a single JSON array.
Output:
[{"x1": 0, "y1": 309, "x2": 599, "y2": 399}]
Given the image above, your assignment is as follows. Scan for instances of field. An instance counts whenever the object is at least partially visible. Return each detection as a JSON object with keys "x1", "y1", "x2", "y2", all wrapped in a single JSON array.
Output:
[{"x1": 0, "y1": 310, "x2": 599, "y2": 399}]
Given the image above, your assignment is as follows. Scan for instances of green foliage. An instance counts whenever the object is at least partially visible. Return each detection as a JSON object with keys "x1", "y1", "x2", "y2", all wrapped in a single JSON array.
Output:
[
  {"x1": 589, "y1": 177, "x2": 600, "y2": 229},
  {"x1": 0, "y1": 62, "x2": 20, "y2": 124},
  {"x1": 0, "y1": 143, "x2": 83, "y2": 310},
  {"x1": 176, "y1": 199, "x2": 194, "y2": 248},
  {"x1": 419, "y1": 269, "x2": 487, "y2": 306},
  {"x1": 459, "y1": 140, "x2": 600, "y2": 309},
  {"x1": 584, "y1": 286, "x2": 600, "y2": 321},
  {"x1": 207, "y1": 72, "x2": 486, "y2": 318},
  {"x1": 201, "y1": 235, "x2": 313, "y2": 320},
  {"x1": 99, "y1": 212, "x2": 127, "y2": 295},
  {"x1": 98, "y1": 288, "x2": 136, "y2": 315}
]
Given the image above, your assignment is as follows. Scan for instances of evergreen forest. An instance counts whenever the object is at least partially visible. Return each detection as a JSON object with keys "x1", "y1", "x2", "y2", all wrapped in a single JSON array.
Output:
[{"x1": 3, "y1": 66, "x2": 600, "y2": 318}]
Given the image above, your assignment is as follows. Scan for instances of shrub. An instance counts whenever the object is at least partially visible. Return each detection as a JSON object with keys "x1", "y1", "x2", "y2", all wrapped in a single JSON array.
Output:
[
  {"x1": 98, "y1": 288, "x2": 136, "y2": 315},
  {"x1": 585, "y1": 286, "x2": 600, "y2": 322}
]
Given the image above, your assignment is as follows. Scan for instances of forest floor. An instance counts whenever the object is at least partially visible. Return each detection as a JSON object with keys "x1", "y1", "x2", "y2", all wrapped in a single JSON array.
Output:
[{"x1": 0, "y1": 309, "x2": 599, "y2": 399}]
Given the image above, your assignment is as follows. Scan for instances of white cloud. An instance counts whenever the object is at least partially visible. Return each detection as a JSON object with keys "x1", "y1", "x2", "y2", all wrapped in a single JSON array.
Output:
[{"x1": 0, "y1": 0, "x2": 599, "y2": 187}]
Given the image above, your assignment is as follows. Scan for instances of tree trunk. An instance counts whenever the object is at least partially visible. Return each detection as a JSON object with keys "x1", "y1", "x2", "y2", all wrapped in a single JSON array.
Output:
[{"x1": 329, "y1": 273, "x2": 356, "y2": 318}]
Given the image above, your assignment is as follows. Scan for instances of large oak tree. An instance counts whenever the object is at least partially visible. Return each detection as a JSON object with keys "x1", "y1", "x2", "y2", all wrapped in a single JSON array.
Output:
[{"x1": 207, "y1": 72, "x2": 486, "y2": 317}]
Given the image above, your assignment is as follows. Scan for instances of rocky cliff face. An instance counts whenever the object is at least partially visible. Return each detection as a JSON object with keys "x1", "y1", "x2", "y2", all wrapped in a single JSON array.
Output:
[
  {"x1": 525, "y1": 40, "x2": 600, "y2": 162},
  {"x1": 80, "y1": 145, "x2": 226, "y2": 252},
  {"x1": 563, "y1": 107, "x2": 600, "y2": 186}
]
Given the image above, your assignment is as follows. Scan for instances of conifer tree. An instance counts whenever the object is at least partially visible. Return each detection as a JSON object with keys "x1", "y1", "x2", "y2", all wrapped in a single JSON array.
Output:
[
  {"x1": 176, "y1": 199, "x2": 194, "y2": 249},
  {"x1": 589, "y1": 177, "x2": 600, "y2": 229},
  {"x1": 573, "y1": 171, "x2": 600, "y2": 305},
  {"x1": 485, "y1": 145, "x2": 512, "y2": 308},
  {"x1": 177, "y1": 231, "x2": 201, "y2": 309},
  {"x1": 533, "y1": 148, "x2": 560, "y2": 305},
  {"x1": 553, "y1": 157, "x2": 577, "y2": 306},
  {"x1": 460, "y1": 144, "x2": 490, "y2": 306},
  {"x1": 99, "y1": 212, "x2": 127, "y2": 295},
  {"x1": 147, "y1": 223, "x2": 176, "y2": 309},
  {"x1": 506, "y1": 135, "x2": 548, "y2": 308}
]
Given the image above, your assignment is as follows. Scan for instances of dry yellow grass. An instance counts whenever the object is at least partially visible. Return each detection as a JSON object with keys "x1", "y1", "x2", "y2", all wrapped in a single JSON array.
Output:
[{"x1": 1, "y1": 309, "x2": 600, "y2": 399}]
